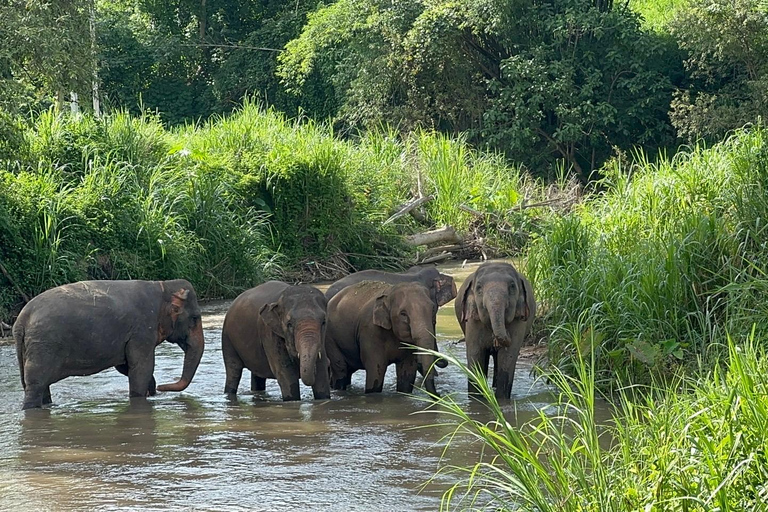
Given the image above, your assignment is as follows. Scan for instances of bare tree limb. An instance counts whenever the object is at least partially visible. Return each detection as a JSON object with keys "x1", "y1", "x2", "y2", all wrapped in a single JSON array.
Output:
[{"x1": 383, "y1": 195, "x2": 434, "y2": 226}]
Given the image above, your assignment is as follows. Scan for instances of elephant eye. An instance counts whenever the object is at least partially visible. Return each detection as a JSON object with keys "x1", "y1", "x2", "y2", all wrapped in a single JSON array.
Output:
[{"x1": 400, "y1": 310, "x2": 409, "y2": 319}]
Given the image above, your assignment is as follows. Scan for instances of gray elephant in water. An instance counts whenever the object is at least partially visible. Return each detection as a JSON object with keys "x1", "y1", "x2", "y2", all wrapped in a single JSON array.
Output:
[
  {"x1": 14, "y1": 279, "x2": 205, "y2": 410},
  {"x1": 455, "y1": 262, "x2": 535, "y2": 400},
  {"x1": 221, "y1": 281, "x2": 330, "y2": 401},
  {"x1": 326, "y1": 281, "x2": 440, "y2": 395},
  {"x1": 325, "y1": 265, "x2": 456, "y2": 372}
]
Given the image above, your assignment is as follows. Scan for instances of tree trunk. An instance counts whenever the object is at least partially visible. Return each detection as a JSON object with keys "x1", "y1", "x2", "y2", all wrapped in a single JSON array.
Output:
[{"x1": 90, "y1": 5, "x2": 100, "y2": 117}]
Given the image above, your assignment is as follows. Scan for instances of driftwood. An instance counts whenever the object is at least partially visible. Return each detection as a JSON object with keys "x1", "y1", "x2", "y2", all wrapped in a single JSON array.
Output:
[
  {"x1": 419, "y1": 252, "x2": 453, "y2": 264},
  {"x1": 405, "y1": 225, "x2": 462, "y2": 247},
  {"x1": 419, "y1": 243, "x2": 465, "y2": 259},
  {"x1": 383, "y1": 195, "x2": 434, "y2": 226}
]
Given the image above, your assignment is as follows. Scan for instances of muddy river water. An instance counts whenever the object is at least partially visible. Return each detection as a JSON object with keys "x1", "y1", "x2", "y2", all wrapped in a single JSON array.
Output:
[{"x1": 0, "y1": 261, "x2": 559, "y2": 511}]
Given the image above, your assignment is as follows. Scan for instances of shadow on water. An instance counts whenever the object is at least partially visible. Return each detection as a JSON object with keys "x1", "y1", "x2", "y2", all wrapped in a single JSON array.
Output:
[{"x1": 0, "y1": 260, "x2": 582, "y2": 511}]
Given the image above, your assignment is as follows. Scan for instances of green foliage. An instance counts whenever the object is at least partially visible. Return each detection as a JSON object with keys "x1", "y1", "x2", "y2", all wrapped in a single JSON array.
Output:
[
  {"x1": 528, "y1": 128, "x2": 768, "y2": 382},
  {"x1": 0, "y1": 103, "x2": 541, "y2": 316},
  {"x1": 0, "y1": 108, "x2": 278, "y2": 318},
  {"x1": 629, "y1": 0, "x2": 684, "y2": 31},
  {"x1": 0, "y1": 0, "x2": 94, "y2": 113},
  {"x1": 432, "y1": 329, "x2": 768, "y2": 511},
  {"x1": 669, "y1": 0, "x2": 768, "y2": 143},
  {"x1": 280, "y1": 0, "x2": 676, "y2": 177}
]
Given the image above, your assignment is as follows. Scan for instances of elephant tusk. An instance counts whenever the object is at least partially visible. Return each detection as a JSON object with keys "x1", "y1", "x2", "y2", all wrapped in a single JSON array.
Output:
[{"x1": 318, "y1": 351, "x2": 322, "y2": 360}]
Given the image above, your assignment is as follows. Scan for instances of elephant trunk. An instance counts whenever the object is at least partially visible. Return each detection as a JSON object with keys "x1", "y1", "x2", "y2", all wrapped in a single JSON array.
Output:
[
  {"x1": 158, "y1": 321, "x2": 205, "y2": 392},
  {"x1": 486, "y1": 292, "x2": 511, "y2": 348},
  {"x1": 296, "y1": 321, "x2": 322, "y2": 387},
  {"x1": 414, "y1": 324, "x2": 439, "y2": 396}
]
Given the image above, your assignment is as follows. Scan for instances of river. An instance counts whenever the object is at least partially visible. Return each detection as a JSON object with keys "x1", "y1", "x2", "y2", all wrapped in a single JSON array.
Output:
[{"x1": 0, "y1": 260, "x2": 557, "y2": 511}]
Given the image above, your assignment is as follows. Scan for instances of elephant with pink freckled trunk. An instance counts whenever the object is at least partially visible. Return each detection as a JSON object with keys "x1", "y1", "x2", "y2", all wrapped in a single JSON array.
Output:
[
  {"x1": 222, "y1": 281, "x2": 330, "y2": 401},
  {"x1": 455, "y1": 262, "x2": 536, "y2": 400}
]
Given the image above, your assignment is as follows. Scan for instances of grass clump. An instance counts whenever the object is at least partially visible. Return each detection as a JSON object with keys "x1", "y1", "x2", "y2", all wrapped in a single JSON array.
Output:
[
  {"x1": 432, "y1": 326, "x2": 768, "y2": 511},
  {"x1": 528, "y1": 128, "x2": 768, "y2": 383}
]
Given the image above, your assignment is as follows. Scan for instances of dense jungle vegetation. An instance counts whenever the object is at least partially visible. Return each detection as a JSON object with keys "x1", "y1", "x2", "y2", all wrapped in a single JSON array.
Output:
[{"x1": 2, "y1": 0, "x2": 768, "y2": 509}]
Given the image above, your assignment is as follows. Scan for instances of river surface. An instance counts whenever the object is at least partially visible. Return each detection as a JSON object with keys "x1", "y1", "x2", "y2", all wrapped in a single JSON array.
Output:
[{"x1": 0, "y1": 260, "x2": 559, "y2": 511}]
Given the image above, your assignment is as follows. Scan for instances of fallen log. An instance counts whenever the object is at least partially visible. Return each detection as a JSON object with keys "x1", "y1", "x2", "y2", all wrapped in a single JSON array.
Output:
[
  {"x1": 405, "y1": 225, "x2": 462, "y2": 247},
  {"x1": 419, "y1": 243, "x2": 465, "y2": 259},
  {"x1": 383, "y1": 195, "x2": 434, "y2": 226},
  {"x1": 419, "y1": 252, "x2": 453, "y2": 264}
]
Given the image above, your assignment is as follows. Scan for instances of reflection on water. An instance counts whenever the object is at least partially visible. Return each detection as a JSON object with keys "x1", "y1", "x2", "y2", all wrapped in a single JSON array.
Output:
[{"x1": 0, "y1": 260, "x2": 560, "y2": 511}]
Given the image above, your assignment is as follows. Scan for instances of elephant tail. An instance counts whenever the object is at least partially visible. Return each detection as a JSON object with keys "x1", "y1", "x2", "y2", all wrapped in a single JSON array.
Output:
[{"x1": 13, "y1": 323, "x2": 25, "y2": 389}]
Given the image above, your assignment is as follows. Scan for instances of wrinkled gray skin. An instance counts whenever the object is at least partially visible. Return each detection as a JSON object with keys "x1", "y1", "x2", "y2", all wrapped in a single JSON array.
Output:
[
  {"x1": 325, "y1": 265, "x2": 456, "y2": 372},
  {"x1": 326, "y1": 281, "x2": 439, "y2": 395},
  {"x1": 222, "y1": 281, "x2": 330, "y2": 401},
  {"x1": 455, "y1": 262, "x2": 535, "y2": 400},
  {"x1": 14, "y1": 279, "x2": 205, "y2": 410},
  {"x1": 325, "y1": 265, "x2": 456, "y2": 306}
]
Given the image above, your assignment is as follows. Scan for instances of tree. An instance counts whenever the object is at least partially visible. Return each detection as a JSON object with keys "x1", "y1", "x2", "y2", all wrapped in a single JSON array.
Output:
[
  {"x1": 669, "y1": 0, "x2": 768, "y2": 142},
  {"x1": 279, "y1": 0, "x2": 675, "y2": 176},
  {"x1": 0, "y1": 0, "x2": 95, "y2": 113}
]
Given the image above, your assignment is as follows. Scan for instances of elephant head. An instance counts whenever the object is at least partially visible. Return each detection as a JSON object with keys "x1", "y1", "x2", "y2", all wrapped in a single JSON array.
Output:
[
  {"x1": 372, "y1": 282, "x2": 439, "y2": 394},
  {"x1": 156, "y1": 281, "x2": 205, "y2": 392},
  {"x1": 260, "y1": 286, "x2": 327, "y2": 387},
  {"x1": 460, "y1": 262, "x2": 530, "y2": 348},
  {"x1": 414, "y1": 266, "x2": 458, "y2": 307}
]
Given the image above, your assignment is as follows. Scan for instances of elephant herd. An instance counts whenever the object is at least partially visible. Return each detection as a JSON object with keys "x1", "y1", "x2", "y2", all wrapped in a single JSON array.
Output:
[{"x1": 13, "y1": 261, "x2": 535, "y2": 410}]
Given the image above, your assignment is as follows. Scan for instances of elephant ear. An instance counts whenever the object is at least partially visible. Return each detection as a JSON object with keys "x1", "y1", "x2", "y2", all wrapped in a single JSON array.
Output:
[
  {"x1": 461, "y1": 276, "x2": 480, "y2": 324},
  {"x1": 170, "y1": 288, "x2": 189, "y2": 324},
  {"x1": 433, "y1": 274, "x2": 457, "y2": 307},
  {"x1": 259, "y1": 302, "x2": 284, "y2": 336},
  {"x1": 514, "y1": 276, "x2": 530, "y2": 321},
  {"x1": 372, "y1": 293, "x2": 392, "y2": 330}
]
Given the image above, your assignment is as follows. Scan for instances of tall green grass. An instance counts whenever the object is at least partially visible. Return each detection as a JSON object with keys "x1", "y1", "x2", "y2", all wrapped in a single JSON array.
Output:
[
  {"x1": 432, "y1": 326, "x2": 768, "y2": 511},
  {"x1": 528, "y1": 129, "x2": 768, "y2": 383},
  {"x1": 0, "y1": 101, "x2": 540, "y2": 318}
]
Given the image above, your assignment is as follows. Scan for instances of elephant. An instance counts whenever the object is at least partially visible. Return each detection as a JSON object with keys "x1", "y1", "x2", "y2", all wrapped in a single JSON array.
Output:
[
  {"x1": 326, "y1": 281, "x2": 440, "y2": 395},
  {"x1": 14, "y1": 279, "x2": 205, "y2": 410},
  {"x1": 325, "y1": 265, "x2": 457, "y2": 372},
  {"x1": 454, "y1": 262, "x2": 535, "y2": 400},
  {"x1": 325, "y1": 264, "x2": 457, "y2": 307},
  {"x1": 221, "y1": 281, "x2": 330, "y2": 401}
]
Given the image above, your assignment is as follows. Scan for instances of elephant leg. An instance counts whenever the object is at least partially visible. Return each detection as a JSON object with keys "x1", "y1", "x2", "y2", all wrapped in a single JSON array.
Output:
[
  {"x1": 222, "y1": 333, "x2": 244, "y2": 395},
  {"x1": 43, "y1": 387, "x2": 52, "y2": 405},
  {"x1": 466, "y1": 342, "x2": 490, "y2": 397},
  {"x1": 21, "y1": 361, "x2": 54, "y2": 409},
  {"x1": 325, "y1": 335, "x2": 349, "y2": 390},
  {"x1": 311, "y1": 357, "x2": 331, "y2": 400},
  {"x1": 276, "y1": 374, "x2": 301, "y2": 401},
  {"x1": 128, "y1": 361, "x2": 155, "y2": 398},
  {"x1": 251, "y1": 374, "x2": 266, "y2": 392},
  {"x1": 117, "y1": 364, "x2": 157, "y2": 397},
  {"x1": 22, "y1": 385, "x2": 47, "y2": 410},
  {"x1": 395, "y1": 359, "x2": 418, "y2": 394},
  {"x1": 494, "y1": 341, "x2": 523, "y2": 401},
  {"x1": 364, "y1": 363, "x2": 387, "y2": 393}
]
